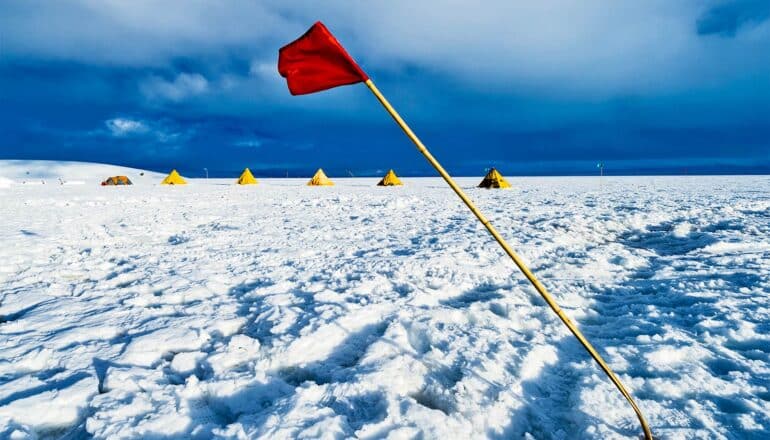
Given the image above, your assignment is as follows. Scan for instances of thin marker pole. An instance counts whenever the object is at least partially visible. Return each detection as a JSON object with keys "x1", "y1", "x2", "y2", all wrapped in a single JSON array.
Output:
[{"x1": 364, "y1": 79, "x2": 652, "y2": 440}]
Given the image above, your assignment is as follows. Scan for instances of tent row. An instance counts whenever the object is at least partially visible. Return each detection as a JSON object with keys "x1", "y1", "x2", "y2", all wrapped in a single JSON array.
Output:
[{"x1": 101, "y1": 167, "x2": 511, "y2": 188}]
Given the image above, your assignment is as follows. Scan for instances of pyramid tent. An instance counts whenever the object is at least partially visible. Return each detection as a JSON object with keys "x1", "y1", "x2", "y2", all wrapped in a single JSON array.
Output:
[
  {"x1": 237, "y1": 168, "x2": 258, "y2": 185},
  {"x1": 161, "y1": 169, "x2": 187, "y2": 185},
  {"x1": 101, "y1": 176, "x2": 132, "y2": 186},
  {"x1": 307, "y1": 168, "x2": 334, "y2": 186},
  {"x1": 478, "y1": 168, "x2": 511, "y2": 189},
  {"x1": 377, "y1": 169, "x2": 403, "y2": 186}
]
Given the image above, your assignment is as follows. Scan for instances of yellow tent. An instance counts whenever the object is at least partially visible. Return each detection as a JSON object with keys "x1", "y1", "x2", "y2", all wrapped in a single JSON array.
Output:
[
  {"x1": 307, "y1": 168, "x2": 334, "y2": 186},
  {"x1": 478, "y1": 168, "x2": 511, "y2": 189},
  {"x1": 237, "y1": 168, "x2": 258, "y2": 185},
  {"x1": 161, "y1": 169, "x2": 187, "y2": 185},
  {"x1": 377, "y1": 169, "x2": 403, "y2": 186}
]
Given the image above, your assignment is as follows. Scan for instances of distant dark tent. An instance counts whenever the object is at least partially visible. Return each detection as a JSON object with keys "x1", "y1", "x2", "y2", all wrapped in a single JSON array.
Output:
[
  {"x1": 101, "y1": 176, "x2": 133, "y2": 186},
  {"x1": 478, "y1": 168, "x2": 511, "y2": 189}
]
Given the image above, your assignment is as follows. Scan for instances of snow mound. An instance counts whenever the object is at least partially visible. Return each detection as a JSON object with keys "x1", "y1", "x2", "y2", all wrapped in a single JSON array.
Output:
[{"x1": 0, "y1": 160, "x2": 165, "y2": 185}]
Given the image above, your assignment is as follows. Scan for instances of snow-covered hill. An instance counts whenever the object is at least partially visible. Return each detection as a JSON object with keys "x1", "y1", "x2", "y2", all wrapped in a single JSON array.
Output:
[
  {"x1": 1, "y1": 163, "x2": 769, "y2": 439},
  {"x1": 0, "y1": 160, "x2": 166, "y2": 186}
]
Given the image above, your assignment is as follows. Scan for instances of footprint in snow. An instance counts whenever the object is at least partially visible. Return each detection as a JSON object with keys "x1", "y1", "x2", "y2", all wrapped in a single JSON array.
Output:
[{"x1": 168, "y1": 234, "x2": 190, "y2": 245}]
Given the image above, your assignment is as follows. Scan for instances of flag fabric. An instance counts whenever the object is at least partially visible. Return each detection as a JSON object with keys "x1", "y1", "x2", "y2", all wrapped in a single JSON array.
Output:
[{"x1": 278, "y1": 21, "x2": 369, "y2": 95}]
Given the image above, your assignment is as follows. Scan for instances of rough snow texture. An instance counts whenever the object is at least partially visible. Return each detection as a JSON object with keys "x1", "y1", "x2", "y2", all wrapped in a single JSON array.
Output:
[{"x1": 1, "y1": 163, "x2": 769, "y2": 439}]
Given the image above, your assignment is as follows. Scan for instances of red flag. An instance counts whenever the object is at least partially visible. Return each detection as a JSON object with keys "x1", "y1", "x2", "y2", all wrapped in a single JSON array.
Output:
[{"x1": 278, "y1": 22, "x2": 369, "y2": 95}]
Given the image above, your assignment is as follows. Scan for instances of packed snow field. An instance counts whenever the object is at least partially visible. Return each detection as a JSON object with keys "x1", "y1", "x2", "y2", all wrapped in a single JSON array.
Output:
[{"x1": 1, "y1": 162, "x2": 769, "y2": 439}]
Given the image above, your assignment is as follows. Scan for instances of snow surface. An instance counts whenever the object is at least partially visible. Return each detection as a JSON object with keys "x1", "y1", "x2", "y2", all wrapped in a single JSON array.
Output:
[
  {"x1": 1, "y1": 161, "x2": 769, "y2": 439},
  {"x1": 0, "y1": 160, "x2": 164, "y2": 186}
]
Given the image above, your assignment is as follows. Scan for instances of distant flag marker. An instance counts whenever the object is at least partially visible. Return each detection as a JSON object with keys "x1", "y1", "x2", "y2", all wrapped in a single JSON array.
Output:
[{"x1": 278, "y1": 22, "x2": 652, "y2": 439}]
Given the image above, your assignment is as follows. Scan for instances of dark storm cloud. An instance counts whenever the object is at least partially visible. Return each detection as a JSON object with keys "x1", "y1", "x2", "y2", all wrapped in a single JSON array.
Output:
[{"x1": 1, "y1": 0, "x2": 768, "y2": 175}]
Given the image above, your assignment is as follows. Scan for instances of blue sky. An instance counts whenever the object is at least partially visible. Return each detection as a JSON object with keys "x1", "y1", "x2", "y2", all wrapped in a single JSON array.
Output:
[{"x1": 1, "y1": 1, "x2": 769, "y2": 176}]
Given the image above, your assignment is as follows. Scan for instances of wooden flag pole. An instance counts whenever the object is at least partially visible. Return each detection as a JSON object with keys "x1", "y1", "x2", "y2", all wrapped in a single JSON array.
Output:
[{"x1": 364, "y1": 79, "x2": 653, "y2": 440}]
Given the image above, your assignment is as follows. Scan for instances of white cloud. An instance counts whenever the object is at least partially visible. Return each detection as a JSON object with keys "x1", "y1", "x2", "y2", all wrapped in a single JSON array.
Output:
[
  {"x1": 0, "y1": 0, "x2": 291, "y2": 66},
  {"x1": 2, "y1": 0, "x2": 769, "y2": 98},
  {"x1": 234, "y1": 139, "x2": 262, "y2": 148},
  {"x1": 249, "y1": 60, "x2": 276, "y2": 77},
  {"x1": 105, "y1": 118, "x2": 148, "y2": 136},
  {"x1": 102, "y1": 117, "x2": 191, "y2": 144},
  {"x1": 140, "y1": 73, "x2": 209, "y2": 102}
]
